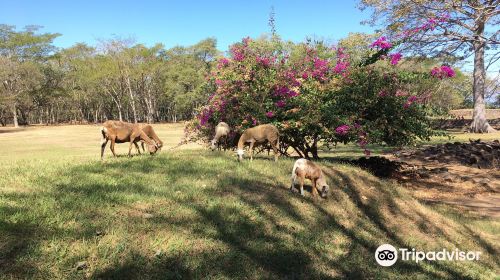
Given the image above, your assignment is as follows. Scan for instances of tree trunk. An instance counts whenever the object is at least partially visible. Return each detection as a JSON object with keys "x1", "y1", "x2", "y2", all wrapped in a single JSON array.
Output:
[
  {"x1": 470, "y1": 37, "x2": 495, "y2": 132},
  {"x1": 126, "y1": 77, "x2": 138, "y2": 123},
  {"x1": 311, "y1": 138, "x2": 319, "y2": 159},
  {"x1": 11, "y1": 103, "x2": 19, "y2": 128}
]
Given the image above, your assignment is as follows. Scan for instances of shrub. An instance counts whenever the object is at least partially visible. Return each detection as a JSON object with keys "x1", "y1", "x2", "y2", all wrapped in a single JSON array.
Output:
[{"x1": 188, "y1": 34, "x2": 452, "y2": 159}]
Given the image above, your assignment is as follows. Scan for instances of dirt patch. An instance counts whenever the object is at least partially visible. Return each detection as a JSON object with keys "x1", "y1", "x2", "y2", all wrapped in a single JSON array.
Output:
[
  {"x1": 450, "y1": 109, "x2": 500, "y2": 119},
  {"x1": 399, "y1": 140, "x2": 500, "y2": 169},
  {"x1": 346, "y1": 143, "x2": 500, "y2": 217}
]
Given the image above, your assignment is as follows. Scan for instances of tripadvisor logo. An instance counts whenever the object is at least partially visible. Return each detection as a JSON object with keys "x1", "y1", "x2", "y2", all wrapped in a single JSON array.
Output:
[
  {"x1": 375, "y1": 244, "x2": 481, "y2": 267},
  {"x1": 375, "y1": 244, "x2": 398, "y2": 266}
]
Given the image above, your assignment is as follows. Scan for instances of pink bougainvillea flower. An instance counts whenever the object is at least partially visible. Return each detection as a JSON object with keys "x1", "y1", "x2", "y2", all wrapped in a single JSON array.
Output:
[
  {"x1": 431, "y1": 65, "x2": 455, "y2": 79},
  {"x1": 408, "y1": 95, "x2": 418, "y2": 102},
  {"x1": 441, "y1": 66, "x2": 455, "y2": 77},
  {"x1": 275, "y1": 100, "x2": 286, "y2": 108},
  {"x1": 335, "y1": 125, "x2": 350, "y2": 135},
  {"x1": 395, "y1": 90, "x2": 408, "y2": 97},
  {"x1": 364, "y1": 149, "x2": 371, "y2": 156},
  {"x1": 334, "y1": 61, "x2": 349, "y2": 74},
  {"x1": 389, "y1": 53, "x2": 402, "y2": 65},
  {"x1": 370, "y1": 36, "x2": 392, "y2": 50},
  {"x1": 313, "y1": 57, "x2": 328, "y2": 69},
  {"x1": 378, "y1": 90, "x2": 388, "y2": 97},
  {"x1": 217, "y1": 58, "x2": 230, "y2": 69},
  {"x1": 266, "y1": 111, "x2": 274, "y2": 118},
  {"x1": 215, "y1": 79, "x2": 224, "y2": 86},
  {"x1": 256, "y1": 56, "x2": 271, "y2": 67},
  {"x1": 230, "y1": 45, "x2": 245, "y2": 61}
]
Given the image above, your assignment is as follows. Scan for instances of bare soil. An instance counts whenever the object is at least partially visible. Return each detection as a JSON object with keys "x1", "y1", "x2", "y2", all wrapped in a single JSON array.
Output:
[{"x1": 348, "y1": 142, "x2": 500, "y2": 218}]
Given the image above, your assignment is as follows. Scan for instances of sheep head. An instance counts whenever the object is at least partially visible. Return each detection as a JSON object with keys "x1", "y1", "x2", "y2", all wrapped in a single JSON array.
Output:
[
  {"x1": 236, "y1": 149, "x2": 244, "y2": 161},
  {"x1": 147, "y1": 143, "x2": 158, "y2": 155},
  {"x1": 317, "y1": 178, "x2": 330, "y2": 198},
  {"x1": 155, "y1": 141, "x2": 163, "y2": 151}
]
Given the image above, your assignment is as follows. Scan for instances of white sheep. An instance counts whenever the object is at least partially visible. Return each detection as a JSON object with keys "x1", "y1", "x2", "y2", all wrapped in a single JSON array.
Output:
[
  {"x1": 210, "y1": 122, "x2": 230, "y2": 151},
  {"x1": 290, "y1": 158, "x2": 330, "y2": 198}
]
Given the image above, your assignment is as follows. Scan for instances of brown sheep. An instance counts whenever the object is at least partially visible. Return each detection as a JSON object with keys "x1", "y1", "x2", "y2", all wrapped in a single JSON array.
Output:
[
  {"x1": 139, "y1": 124, "x2": 163, "y2": 153},
  {"x1": 290, "y1": 158, "x2": 330, "y2": 198},
  {"x1": 237, "y1": 124, "x2": 279, "y2": 161},
  {"x1": 100, "y1": 120, "x2": 158, "y2": 159}
]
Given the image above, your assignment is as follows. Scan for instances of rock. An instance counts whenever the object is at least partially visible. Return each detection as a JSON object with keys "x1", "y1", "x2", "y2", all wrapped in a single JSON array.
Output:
[
  {"x1": 143, "y1": 213, "x2": 154, "y2": 219},
  {"x1": 76, "y1": 261, "x2": 88, "y2": 271},
  {"x1": 442, "y1": 174, "x2": 455, "y2": 182},
  {"x1": 154, "y1": 249, "x2": 162, "y2": 257}
]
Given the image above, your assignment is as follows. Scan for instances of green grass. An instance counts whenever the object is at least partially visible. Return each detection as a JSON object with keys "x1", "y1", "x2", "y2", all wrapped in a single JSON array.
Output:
[{"x1": 0, "y1": 125, "x2": 499, "y2": 279}]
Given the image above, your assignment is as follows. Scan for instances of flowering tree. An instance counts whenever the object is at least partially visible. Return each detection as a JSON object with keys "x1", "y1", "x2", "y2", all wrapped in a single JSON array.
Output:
[
  {"x1": 359, "y1": 0, "x2": 500, "y2": 133},
  {"x1": 189, "y1": 32, "x2": 454, "y2": 159}
]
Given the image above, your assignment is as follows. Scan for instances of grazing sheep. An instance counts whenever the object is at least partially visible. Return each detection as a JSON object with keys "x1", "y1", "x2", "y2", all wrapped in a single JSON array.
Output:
[
  {"x1": 211, "y1": 122, "x2": 230, "y2": 151},
  {"x1": 237, "y1": 124, "x2": 279, "y2": 161},
  {"x1": 290, "y1": 158, "x2": 329, "y2": 198},
  {"x1": 139, "y1": 124, "x2": 163, "y2": 152},
  {"x1": 100, "y1": 120, "x2": 158, "y2": 159}
]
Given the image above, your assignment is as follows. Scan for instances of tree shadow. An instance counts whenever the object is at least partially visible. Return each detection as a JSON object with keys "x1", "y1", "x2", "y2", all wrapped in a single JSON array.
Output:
[{"x1": 2, "y1": 152, "x2": 497, "y2": 279}]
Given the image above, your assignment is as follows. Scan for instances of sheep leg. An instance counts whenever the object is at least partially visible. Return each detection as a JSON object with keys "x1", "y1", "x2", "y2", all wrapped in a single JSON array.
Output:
[
  {"x1": 299, "y1": 175, "x2": 305, "y2": 196},
  {"x1": 141, "y1": 142, "x2": 145, "y2": 152},
  {"x1": 128, "y1": 142, "x2": 134, "y2": 157},
  {"x1": 311, "y1": 179, "x2": 319, "y2": 199},
  {"x1": 110, "y1": 139, "x2": 117, "y2": 157},
  {"x1": 100, "y1": 138, "x2": 108, "y2": 160},
  {"x1": 249, "y1": 141, "x2": 255, "y2": 161},
  {"x1": 290, "y1": 174, "x2": 296, "y2": 191},
  {"x1": 271, "y1": 140, "x2": 279, "y2": 162},
  {"x1": 134, "y1": 142, "x2": 142, "y2": 155}
]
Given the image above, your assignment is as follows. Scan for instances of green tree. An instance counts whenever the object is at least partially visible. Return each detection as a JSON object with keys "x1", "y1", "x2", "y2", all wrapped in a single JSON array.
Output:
[
  {"x1": 358, "y1": 0, "x2": 500, "y2": 132},
  {"x1": 0, "y1": 25, "x2": 59, "y2": 127}
]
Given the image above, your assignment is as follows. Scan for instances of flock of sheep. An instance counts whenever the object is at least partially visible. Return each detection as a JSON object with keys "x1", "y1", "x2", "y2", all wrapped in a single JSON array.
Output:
[{"x1": 100, "y1": 120, "x2": 329, "y2": 199}]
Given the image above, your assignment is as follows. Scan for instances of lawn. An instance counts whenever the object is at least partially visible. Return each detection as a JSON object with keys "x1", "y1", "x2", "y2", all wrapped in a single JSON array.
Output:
[{"x1": 0, "y1": 124, "x2": 498, "y2": 279}]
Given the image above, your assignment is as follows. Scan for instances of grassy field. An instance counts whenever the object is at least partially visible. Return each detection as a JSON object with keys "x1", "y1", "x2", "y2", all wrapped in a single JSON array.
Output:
[{"x1": 0, "y1": 124, "x2": 499, "y2": 279}]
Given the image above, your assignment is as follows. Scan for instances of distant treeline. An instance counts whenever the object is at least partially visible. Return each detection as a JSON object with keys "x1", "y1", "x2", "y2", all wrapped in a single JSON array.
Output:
[{"x1": 0, "y1": 25, "x2": 218, "y2": 127}]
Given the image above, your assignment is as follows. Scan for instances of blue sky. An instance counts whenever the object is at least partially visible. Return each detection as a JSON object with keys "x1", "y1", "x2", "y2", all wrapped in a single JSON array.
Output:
[{"x1": 1, "y1": 0, "x2": 375, "y2": 50}]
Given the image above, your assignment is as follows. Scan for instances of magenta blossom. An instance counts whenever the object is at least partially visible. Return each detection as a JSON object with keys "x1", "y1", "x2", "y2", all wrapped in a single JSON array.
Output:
[
  {"x1": 256, "y1": 56, "x2": 271, "y2": 67},
  {"x1": 378, "y1": 90, "x2": 388, "y2": 97},
  {"x1": 370, "y1": 36, "x2": 392, "y2": 50},
  {"x1": 274, "y1": 86, "x2": 299, "y2": 98},
  {"x1": 334, "y1": 61, "x2": 349, "y2": 74},
  {"x1": 266, "y1": 111, "x2": 274, "y2": 118},
  {"x1": 218, "y1": 58, "x2": 230, "y2": 69},
  {"x1": 364, "y1": 149, "x2": 371, "y2": 156},
  {"x1": 431, "y1": 65, "x2": 455, "y2": 79},
  {"x1": 230, "y1": 45, "x2": 245, "y2": 62},
  {"x1": 275, "y1": 100, "x2": 286, "y2": 108},
  {"x1": 389, "y1": 53, "x2": 402, "y2": 65},
  {"x1": 335, "y1": 125, "x2": 350, "y2": 135},
  {"x1": 395, "y1": 90, "x2": 408, "y2": 97}
]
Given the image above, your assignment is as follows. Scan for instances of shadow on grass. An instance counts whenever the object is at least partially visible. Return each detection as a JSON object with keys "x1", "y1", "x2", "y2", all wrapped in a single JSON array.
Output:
[{"x1": 1, "y1": 151, "x2": 497, "y2": 279}]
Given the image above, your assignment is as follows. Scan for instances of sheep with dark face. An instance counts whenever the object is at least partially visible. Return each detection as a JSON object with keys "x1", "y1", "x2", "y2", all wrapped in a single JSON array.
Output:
[
  {"x1": 210, "y1": 122, "x2": 230, "y2": 151},
  {"x1": 290, "y1": 158, "x2": 329, "y2": 198}
]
